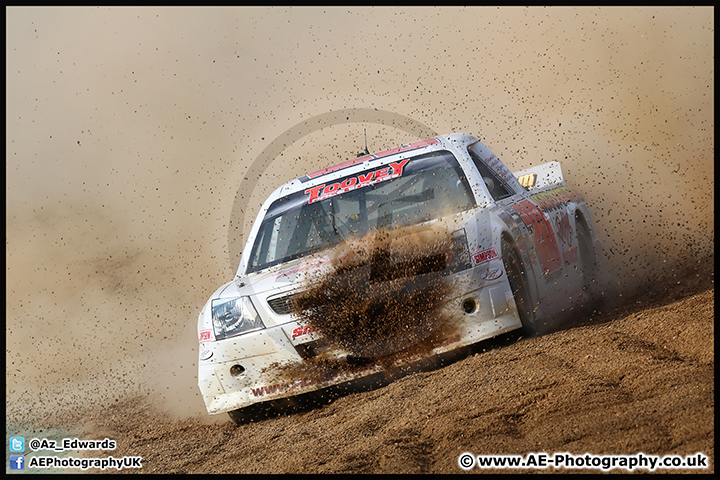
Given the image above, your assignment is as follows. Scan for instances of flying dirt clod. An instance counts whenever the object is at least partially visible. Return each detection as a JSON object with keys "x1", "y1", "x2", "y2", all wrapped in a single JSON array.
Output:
[{"x1": 291, "y1": 226, "x2": 455, "y2": 360}]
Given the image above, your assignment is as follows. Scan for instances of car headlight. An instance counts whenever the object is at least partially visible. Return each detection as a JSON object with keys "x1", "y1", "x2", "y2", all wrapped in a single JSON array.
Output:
[{"x1": 211, "y1": 296, "x2": 265, "y2": 341}]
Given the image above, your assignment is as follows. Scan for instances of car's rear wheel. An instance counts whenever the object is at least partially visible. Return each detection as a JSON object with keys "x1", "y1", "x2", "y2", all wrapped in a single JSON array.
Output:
[{"x1": 502, "y1": 237, "x2": 541, "y2": 335}]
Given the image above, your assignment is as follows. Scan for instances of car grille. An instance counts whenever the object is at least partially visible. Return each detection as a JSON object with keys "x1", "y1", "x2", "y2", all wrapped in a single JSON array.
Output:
[{"x1": 267, "y1": 293, "x2": 296, "y2": 315}]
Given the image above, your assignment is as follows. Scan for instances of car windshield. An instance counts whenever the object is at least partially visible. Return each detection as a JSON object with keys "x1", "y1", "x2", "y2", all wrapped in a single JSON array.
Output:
[{"x1": 246, "y1": 149, "x2": 476, "y2": 273}]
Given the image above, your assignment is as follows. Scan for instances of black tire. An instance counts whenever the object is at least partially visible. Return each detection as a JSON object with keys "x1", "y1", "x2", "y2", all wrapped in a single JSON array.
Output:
[
  {"x1": 501, "y1": 237, "x2": 542, "y2": 335},
  {"x1": 576, "y1": 219, "x2": 604, "y2": 316}
]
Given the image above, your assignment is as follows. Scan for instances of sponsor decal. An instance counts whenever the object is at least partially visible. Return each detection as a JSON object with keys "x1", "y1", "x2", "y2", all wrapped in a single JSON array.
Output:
[
  {"x1": 517, "y1": 173, "x2": 537, "y2": 188},
  {"x1": 251, "y1": 333, "x2": 462, "y2": 398},
  {"x1": 511, "y1": 185, "x2": 584, "y2": 275},
  {"x1": 510, "y1": 200, "x2": 562, "y2": 275},
  {"x1": 472, "y1": 248, "x2": 499, "y2": 266},
  {"x1": 302, "y1": 138, "x2": 438, "y2": 181},
  {"x1": 435, "y1": 333, "x2": 462, "y2": 348},
  {"x1": 199, "y1": 329, "x2": 212, "y2": 342},
  {"x1": 480, "y1": 267, "x2": 504, "y2": 281},
  {"x1": 250, "y1": 364, "x2": 381, "y2": 397},
  {"x1": 530, "y1": 185, "x2": 584, "y2": 212},
  {"x1": 276, "y1": 255, "x2": 332, "y2": 281},
  {"x1": 304, "y1": 159, "x2": 410, "y2": 204},
  {"x1": 291, "y1": 324, "x2": 315, "y2": 340}
]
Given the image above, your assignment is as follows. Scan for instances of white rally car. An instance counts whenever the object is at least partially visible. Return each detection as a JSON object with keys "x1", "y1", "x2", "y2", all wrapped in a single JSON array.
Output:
[{"x1": 198, "y1": 133, "x2": 602, "y2": 423}]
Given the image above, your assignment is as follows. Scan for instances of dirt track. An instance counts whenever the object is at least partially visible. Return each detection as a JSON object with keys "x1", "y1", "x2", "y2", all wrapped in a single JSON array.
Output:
[{"x1": 67, "y1": 263, "x2": 713, "y2": 474}]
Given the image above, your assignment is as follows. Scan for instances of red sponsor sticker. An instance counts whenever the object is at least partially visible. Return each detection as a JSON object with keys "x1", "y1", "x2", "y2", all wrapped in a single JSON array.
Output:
[
  {"x1": 292, "y1": 324, "x2": 315, "y2": 340},
  {"x1": 276, "y1": 255, "x2": 332, "y2": 281},
  {"x1": 304, "y1": 138, "x2": 438, "y2": 180},
  {"x1": 472, "y1": 248, "x2": 498, "y2": 265},
  {"x1": 305, "y1": 159, "x2": 410, "y2": 204},
  {"x1": 199, "y1": 329, "x2": 212, "y2": 342}
]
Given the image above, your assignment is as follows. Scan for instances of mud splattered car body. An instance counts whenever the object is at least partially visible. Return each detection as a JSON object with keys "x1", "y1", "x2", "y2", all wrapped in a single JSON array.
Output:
[{"x1": 197, "y1": 133, "x2": 602, "y2": 421}]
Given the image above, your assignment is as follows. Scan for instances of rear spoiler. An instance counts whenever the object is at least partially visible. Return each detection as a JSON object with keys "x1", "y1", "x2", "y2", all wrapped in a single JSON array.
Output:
[{"x1": 513, "y1": 161, "x2": 564, "y2": 191}]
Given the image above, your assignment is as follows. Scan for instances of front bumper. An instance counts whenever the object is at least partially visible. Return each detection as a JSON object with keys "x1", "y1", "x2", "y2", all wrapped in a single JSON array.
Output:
[{"x1": 198, "y1": 277, "x2": 522, "y2": 416}]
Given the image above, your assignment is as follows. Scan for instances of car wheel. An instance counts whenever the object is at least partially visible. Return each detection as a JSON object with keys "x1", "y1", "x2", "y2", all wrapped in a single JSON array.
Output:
[{"x1": 501, "y1": 237, "x2": 541, "y2": 335}]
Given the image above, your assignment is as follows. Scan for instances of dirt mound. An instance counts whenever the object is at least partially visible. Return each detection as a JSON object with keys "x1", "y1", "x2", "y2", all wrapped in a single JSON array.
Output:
[{"x1": 51, "y1": 263, "x2": 713, "y2": 474}]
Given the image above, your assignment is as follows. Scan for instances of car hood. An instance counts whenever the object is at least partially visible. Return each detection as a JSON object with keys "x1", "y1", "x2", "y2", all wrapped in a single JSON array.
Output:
[{"x1": 218, "y1": 250, "x2": 335, "y2": 301}]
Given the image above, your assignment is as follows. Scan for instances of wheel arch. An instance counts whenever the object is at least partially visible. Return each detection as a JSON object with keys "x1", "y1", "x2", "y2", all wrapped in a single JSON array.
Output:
[
  {"x1": 574, "y1": 208, "x2": 589, "y2": 232},
  {"x1": 573, "y1": 209, "x2": 597, "y2": 262},
  {"x1": 499, "y1": 230, "x2": 540, "y2": 316}
]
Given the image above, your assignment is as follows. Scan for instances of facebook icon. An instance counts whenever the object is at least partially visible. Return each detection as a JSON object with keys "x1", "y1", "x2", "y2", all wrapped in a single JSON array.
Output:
[{"x1": 9, "y1": 455, "x2": 25, "y2": 470}]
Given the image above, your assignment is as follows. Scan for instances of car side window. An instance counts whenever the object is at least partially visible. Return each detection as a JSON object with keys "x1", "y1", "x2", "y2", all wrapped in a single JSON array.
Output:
[{"x1": 468, "y1": 150, "x2": 515, "y2": 201}]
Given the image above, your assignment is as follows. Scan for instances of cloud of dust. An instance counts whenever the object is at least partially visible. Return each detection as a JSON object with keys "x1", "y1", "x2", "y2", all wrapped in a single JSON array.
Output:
[{"x1": 5, "y1": 6, "x2": 713, "y2": 425}]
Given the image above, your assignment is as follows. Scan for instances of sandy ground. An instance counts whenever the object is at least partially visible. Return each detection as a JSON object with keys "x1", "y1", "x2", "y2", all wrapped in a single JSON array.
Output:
[{"x1": 56, "y1": 261, "x2": 712, "y2": 474}]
